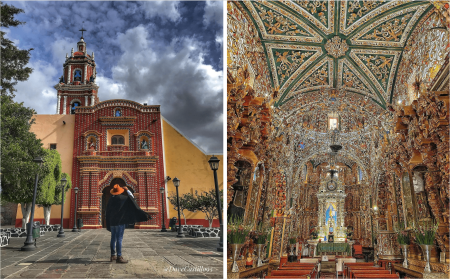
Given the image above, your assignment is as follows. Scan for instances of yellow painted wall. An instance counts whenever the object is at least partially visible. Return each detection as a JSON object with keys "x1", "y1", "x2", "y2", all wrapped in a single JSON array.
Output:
[
  {"x1": 16, "y1": 114, "x2": 75, "y2": 222},
  {"x1": 162, "y1": 118, "x2": 223, "y2": 222}
]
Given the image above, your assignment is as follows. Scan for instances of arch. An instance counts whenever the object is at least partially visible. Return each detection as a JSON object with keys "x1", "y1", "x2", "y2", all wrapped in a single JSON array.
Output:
[
  {"x1": 73, "y1": 68, "x2": 83, "y2": 82},
  {"x1": 70, "y1": 99, "x2": 82, "y2": 114},
  {"x1": 113, "y1": 107, "x2": 122, "y2": 117},
  {"x1": 98, "y1": 170, "x2": 138, "y2": 193}
]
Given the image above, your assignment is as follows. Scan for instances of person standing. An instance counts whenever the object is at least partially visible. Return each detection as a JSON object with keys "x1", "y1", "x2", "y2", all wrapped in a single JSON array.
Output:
[{"x1": 106, "y1": 184, "x2": 151, "y2": 263}]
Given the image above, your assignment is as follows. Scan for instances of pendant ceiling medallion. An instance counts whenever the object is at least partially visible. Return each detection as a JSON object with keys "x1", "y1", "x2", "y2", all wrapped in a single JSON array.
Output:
[{"x1": 325, "y1": 36, "x2": 348, "y2": 58}]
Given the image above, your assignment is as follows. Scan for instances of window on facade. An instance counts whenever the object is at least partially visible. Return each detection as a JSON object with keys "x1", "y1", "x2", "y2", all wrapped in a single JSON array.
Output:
[
  {"x1": 50, "y1": 144, "x2": 57, "y2": 150},
  {"x1": 115, "y1": 110, "x2": 122, "y2": 117},
  {"x1": 111, "y1": 135, "x2": 125, "y2": 145},
  {"x1": 71, "y1": 102, "x2": 81, "y2": 114},
  {"x1": 74, "y1": 70, "x2": 82, "y2": 81}
]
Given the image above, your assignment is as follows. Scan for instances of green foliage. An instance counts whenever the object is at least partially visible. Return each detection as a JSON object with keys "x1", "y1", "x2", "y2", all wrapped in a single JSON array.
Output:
[
  {"x1": 413, "y1": 220, "x2": 439, "y2": 245},
  {"x1": 37, "y1": 149, "x2": 62, "y2": 206},
  {"x1": 1, "y1": 95, "x2": 44, "y2": 204},
  {"x1": 395, "y1": 222, "x2": 410, "y2": 245},
  {"x1": 289, "y1": 237, "x2": 297, "y2": 245},
  {"x1": 194, "y1": 189, "x2": 223, "y2": 218},
  {"x1": 253, "y1": 223, "x2": 270, "y2": 245},
  {"x1": 1, "y1": 2, "x2": 33, "y2": 97},
  {"x1": 228, "y1": 215, "x2": 252, "y2": 244},
  {"x1": 167, "y1": 192, "x2": 190, "y2": 213},
  {"x1": 53, "y1": 173, "x2": 72, "y2": 205}
]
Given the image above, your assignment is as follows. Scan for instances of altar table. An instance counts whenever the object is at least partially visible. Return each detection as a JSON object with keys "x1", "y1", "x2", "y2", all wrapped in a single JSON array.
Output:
[{"x1": 317, "y1": 243, "x2": 350, "y2": 255}]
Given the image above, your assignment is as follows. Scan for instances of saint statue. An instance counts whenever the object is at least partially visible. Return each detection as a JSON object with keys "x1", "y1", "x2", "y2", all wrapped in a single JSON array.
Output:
[
  {"x1": 141, "y1": 139, "x2": 148, "y2": 149},
  {"x1": 89, "y1": 138, "x2": 95, "y2": 150}
]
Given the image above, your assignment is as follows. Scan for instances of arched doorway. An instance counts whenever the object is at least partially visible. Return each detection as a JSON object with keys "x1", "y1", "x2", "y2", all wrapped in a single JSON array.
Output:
[{"x1": 102, "y1": 178, "x2": 135, "y2": 228}]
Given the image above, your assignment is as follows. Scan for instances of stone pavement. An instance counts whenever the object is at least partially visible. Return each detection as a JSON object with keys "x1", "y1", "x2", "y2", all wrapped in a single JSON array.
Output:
[{"x1": 1, "y1": 229, "x2": 223, "y2": 278}]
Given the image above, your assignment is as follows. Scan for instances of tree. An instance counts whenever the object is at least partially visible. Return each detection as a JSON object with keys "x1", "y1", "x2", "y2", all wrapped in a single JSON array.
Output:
[
  {"x1": 194, "y1": 189, "x2": 223, "y2": 229},
  {"x1": 36, "y1": 149, "x2": 63, "y2": 225},
  {"x1": 1, "y1": 2, "x2": 33, "y2": 97},
  {"x1": 168, "y1": 192, "x2": 193, "y2": 225},
  {"x1": 41, "y1": 172, "x2": 71, "y2": 226},
  {"x1": 0, "y1": 95, "x2": 44, "y2": 228}
]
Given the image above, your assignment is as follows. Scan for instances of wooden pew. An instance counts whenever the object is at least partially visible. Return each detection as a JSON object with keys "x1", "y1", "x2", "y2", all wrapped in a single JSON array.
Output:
[
  {"x1": 351, "y1": 270, "x2": 391, "y2": 279},
  {"x1": 353, "y1": 274, "x2": 399, "y2": 279},
  {"x1": 270, "y1": 270, "x2": 314, "y2": 277},
  {"x1": 348, "y1": 267, "x2": 385, "y2": 279},
  {"x1": 343, "y1": 262, "x2": 375, "y2": 278}
]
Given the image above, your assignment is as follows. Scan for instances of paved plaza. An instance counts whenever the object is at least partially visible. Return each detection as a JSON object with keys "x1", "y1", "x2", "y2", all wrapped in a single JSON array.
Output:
[{"x1": 1, "y1": 229, "x2": 223, "y2": 278}]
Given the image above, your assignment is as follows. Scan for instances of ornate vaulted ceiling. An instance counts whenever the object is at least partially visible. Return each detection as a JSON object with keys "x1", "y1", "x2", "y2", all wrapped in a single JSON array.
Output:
[
  {"x1": 228, "y1": 1, "x2": 445, "y2": 183},
  {"x1": 241, "y1": 0, "x2": 433, "y2": 108}
]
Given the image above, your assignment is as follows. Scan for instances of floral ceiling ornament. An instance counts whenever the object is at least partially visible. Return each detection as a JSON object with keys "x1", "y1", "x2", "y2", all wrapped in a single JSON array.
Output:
[{"x1": 325, "y1": 36, "x2": 349, "y2": 58}]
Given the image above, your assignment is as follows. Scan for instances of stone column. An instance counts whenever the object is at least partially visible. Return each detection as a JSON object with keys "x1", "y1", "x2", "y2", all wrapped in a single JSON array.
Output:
[
  {"x1": 85, "y1": 96, "x2": 88, "y2": 106},
  {"x1": 91, "y1": 96, "x2": 95, "y2": 106},
  {"x1": 68, "y1": 65, "x2": 71, "y2": 83},
  {"x1": 57, "y1": 95, "x2": 61, "y2": 114},
  {"x1": 63, "y1": 96, "x2": 67, "y2": 115},
  {"x1": 84, "y1": 64, "x2": 87, "y2": 84}
]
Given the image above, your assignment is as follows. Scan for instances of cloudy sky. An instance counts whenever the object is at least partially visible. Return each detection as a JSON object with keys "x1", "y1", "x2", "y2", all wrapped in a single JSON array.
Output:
[{"x1": 6, "y1": 1, "x2": 223, "y2": 153}]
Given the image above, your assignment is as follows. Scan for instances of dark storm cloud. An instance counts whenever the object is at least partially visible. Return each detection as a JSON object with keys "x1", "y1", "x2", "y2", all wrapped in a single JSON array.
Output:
[{"x1": 6, "y1": 1, "x2": 223, "y2": 153}]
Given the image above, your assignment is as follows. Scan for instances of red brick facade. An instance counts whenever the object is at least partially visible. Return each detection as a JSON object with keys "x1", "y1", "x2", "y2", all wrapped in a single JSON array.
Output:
[
  {"x1": 69, "y1": 101, "x2": 166, "y2": 229},
  {"x1": 56, "y1": 37, "x2": 166, "y2": 229}
]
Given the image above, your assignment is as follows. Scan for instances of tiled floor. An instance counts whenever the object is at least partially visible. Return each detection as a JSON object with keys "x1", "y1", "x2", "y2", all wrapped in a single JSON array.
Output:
[{"x1": 1, "y1": 229, "x2": 223, "y2": 278}]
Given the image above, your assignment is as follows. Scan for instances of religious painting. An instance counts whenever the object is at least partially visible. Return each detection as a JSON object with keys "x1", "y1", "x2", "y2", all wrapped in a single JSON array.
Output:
[
  {"x1": 325, "y1": 202, "x2": 337, "y2": 233},
  {"x1": 228, "y1": 161, "x2": 252, "y2": 220},
  {"x1": 401, "y1": 172, "x2": 417, "y2": 228}
]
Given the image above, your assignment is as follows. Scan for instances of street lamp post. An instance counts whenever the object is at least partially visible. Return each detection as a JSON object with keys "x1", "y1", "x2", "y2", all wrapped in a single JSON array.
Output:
[
  {"x1": 172, "y1": 177, "x2": 184, "y2": 238},
  {"x1": 160, "y1": 187, "x2": 167, "y2": 232},
  {"x1": 57, "y1": 177, "x2": 68, "y2": 238},
  {"x1": 21, "y1": 157, "x2": 44, "y2": 251},
  {"x1": 208, "y1": 155, "x2": 223, "y2": 252},
  {"x1": 72, "y1": 187, "x2": 79, "y2": 232}
]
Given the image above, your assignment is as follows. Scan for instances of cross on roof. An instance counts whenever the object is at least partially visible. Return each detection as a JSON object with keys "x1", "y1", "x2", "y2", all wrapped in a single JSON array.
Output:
[{"x1": 79, "y1": 27, "x2": 86, "y2": 38}]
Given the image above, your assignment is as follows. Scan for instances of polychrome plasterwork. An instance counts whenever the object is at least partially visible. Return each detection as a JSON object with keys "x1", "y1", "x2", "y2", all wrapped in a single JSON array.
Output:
[
  {"x1": 244, "y1": 1, "x2": 322, "y2": 43},
  {"x1": 337, "y1": 58, "x2": 379, "y2": 101},
  {"x1": 290, "y1": 57, "x2": 333, "y2": 97},
  {"x1": 350, "y1": 49, "x2": 402, "y2": 102},
  {"x1": 227, "y1": 2, "x2": 273, "y2": 98},
  {"x1": 351, "y1": 3, "x2": 430, "y2": 47},
  {"x1": 282, "y1": 0, "x2": 335, "y2": 35},
  {"x1": 339, "y1": 0, "x2": 410, "y2": 36},
  {"x1": 265, "y1": 43, "x2": 323, "y2": 92},
  {"x1": 393, "y1": 9, "x2": 449, "y2": 104}
]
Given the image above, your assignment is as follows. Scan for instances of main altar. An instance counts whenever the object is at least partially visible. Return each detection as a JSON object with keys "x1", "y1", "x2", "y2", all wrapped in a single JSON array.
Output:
[{"x1": 316, "y1": 176, "x2": 347, "y2": 241}]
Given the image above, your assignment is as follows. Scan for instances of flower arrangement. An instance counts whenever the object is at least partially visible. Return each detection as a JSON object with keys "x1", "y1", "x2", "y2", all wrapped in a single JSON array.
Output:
[
  {"x1": 394, "y1": 222, "x2": 410, "y2": 245},
  {"x1": 252, "y1": 223, "x2": 270, "y2": 245},
  {"x1": 289, "y1": 237, "x2": 297, "y2": 245},
  {"x1": 228, "y1": 215, "x2": 253, "y2": 244},
  {"x1": 413, "y1": 220, "x2": 439, "y2": 245},
  {"x1": 309, "y1": 227, "x2": 319, "y2": 239}
]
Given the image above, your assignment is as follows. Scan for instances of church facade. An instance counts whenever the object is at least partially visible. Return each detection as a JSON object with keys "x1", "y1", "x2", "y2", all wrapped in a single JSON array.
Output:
[{"x1": 15, "y1": 35, "x2": 223, "y2": 229}]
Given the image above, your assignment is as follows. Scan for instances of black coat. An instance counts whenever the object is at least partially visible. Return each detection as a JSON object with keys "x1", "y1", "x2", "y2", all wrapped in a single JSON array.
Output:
[{"x1": 106, "y1": 194, "x2": 151, "y2": 231}]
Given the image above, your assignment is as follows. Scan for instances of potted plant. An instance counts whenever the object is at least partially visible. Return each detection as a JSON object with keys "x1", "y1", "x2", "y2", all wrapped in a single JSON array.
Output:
[
  {"x1": 252, "y1": 224, "x2": 269, "y2": 267},
  {"x1": 288, "y1": 235, "x2": 297, "y2": 261},
  {"x1": 395, "y1": 222, "x2": 410, "y2": 268},
  {"x1": 412, "y1": 220, "x2": 439, "y2": 273},
  {"x1": 228, "y1": 215, "x2": 252, "y2": 273}
]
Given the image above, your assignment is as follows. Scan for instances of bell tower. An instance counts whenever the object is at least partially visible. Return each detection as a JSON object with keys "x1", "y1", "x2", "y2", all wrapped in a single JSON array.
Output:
[{"x1": 54, "y1": 28, "x2": 100, "y2": 115}]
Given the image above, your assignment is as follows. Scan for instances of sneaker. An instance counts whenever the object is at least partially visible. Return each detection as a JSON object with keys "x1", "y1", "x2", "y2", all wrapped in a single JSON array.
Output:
[
  {"x1": 116, "y1": 256, "x2": 128, "y2": 263},
  {"x1": 110, "y1": 255, "x2": 117, "y2": 262}
]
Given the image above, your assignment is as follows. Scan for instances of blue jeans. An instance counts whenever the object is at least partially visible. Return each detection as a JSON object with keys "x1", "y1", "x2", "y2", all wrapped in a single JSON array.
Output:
[{"x1": 110, "y1": 224, "x2": 125, "y2": 256}]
